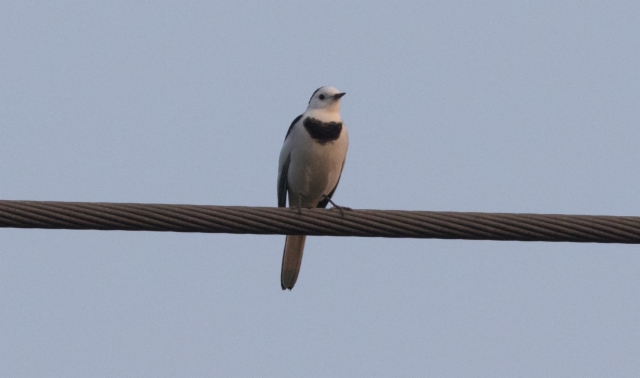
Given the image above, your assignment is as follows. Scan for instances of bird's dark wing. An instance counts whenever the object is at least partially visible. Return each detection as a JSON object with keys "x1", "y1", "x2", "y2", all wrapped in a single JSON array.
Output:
[
  {"x1": 278, "y1": 154, "x2": 291, "y2": 207},
  {"x1": 284, "y1": 114, "x2": 303, "y2": 141},
  {"x1": 317, "y1": 159, "x2": 346, "y2": 209},
  {"x1": 279, "y1": 115, "x2": 303, "y2": 207}
]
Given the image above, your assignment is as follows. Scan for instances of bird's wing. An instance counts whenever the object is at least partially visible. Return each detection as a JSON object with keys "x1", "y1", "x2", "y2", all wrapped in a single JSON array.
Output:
[
  {"x1": 284, "y1": 114, "x2": 303, "y2": 141},
  {"x1": 278, "y1": 114, "x2": 303, "y2": 207},
  {"x1": 278, "y1": 153, "x2": 290, "y2": 207},
  {"x1": 317, "y1": 159, "x2": 346, "y2": 209}
]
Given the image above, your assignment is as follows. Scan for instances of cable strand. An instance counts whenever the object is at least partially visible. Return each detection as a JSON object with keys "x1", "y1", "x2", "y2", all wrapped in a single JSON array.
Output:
[{"x1": 1, "y1": 200, "x2": 639, "y2": 243}]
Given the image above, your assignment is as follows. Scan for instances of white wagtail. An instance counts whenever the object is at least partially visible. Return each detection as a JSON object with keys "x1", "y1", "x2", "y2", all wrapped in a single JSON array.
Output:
[{"x1": 278, "y1": 86, "x2": 349, "y2": 290}]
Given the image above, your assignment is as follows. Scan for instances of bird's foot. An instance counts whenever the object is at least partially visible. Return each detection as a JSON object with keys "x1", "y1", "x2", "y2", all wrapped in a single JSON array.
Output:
[
  {"x1": 322, "y1": 195, "x2": 352, "y2": 217},
  {"x1": 288, "y1": 197, "x2": 303, "y2": 215}
]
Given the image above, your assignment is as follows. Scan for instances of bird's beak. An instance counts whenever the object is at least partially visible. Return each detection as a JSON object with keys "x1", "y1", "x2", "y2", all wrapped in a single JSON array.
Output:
[{"x1": 333, "y1": 92, "x2": 346, "y2": 100}]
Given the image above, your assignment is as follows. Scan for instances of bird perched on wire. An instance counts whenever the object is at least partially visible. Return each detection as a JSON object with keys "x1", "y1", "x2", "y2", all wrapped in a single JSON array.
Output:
[{"x1": 278, "y1": 86, "x2": 349, "y2": 290}]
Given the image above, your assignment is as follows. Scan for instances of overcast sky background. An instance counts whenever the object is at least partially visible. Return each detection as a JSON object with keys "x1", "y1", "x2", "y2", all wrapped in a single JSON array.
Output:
[{"x1": 1, "y1": 2, "x2": 639, "y2": 377}]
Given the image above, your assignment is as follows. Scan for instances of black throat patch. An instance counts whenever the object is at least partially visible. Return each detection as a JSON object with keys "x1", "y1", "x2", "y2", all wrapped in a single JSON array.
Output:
[{"x1": 303, "y1": 117, "x2": 343, "y2": 145}]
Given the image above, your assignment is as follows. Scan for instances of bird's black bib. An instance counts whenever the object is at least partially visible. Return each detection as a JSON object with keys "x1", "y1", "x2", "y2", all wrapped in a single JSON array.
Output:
[{"x1": 303, "y1": 117, "x2": 343, "y2": 145}]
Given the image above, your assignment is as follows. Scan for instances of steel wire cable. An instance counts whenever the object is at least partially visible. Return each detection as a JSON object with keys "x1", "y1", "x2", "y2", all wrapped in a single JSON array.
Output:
[{"x1": 1, "y1": 200, "x2": 639, "y2": 243}]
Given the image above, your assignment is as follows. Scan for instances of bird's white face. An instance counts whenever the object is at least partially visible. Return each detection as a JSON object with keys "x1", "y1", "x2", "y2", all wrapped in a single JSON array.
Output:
[{"x1": 307, "y1": 86, "x2": 346, "y2": 112}]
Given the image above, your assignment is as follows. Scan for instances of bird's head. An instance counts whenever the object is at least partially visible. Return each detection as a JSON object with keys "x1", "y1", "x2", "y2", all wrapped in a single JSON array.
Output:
[{"x1": 307, "y1": 86, "x2": 346, "y2": 112}]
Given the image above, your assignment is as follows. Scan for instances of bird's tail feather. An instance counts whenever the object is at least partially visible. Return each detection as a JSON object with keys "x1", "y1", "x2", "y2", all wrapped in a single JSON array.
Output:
[{"x1": 281, "y1": 235, "x2": 306, "y2": 290}]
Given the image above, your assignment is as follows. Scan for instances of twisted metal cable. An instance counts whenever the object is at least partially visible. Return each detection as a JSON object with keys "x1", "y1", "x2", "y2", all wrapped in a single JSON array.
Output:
[{"x1": 1, "y1": 200, "x2": 639, "y2": 243}]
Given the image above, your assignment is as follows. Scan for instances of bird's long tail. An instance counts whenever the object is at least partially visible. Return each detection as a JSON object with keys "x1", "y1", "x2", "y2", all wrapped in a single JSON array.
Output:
[{"x1": 281, "y1": 235, "x2": 306, "y2": 290}]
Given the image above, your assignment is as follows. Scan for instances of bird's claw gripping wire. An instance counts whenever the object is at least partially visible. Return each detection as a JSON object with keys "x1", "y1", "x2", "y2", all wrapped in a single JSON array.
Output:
[
  {"x1": 289, "y1": 197, "x2": 302, "y2": 215},
  {"x1": 322, "y1": 195, "x2": 352, "y2": 217}
]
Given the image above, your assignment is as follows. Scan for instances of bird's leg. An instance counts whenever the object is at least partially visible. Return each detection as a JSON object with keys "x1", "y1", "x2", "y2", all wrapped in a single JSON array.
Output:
[
  {"x1": 290, "y1": 196, "x2": 302, "y2": 215},
  {"x1": 322, "y1": 195, "x2": 352, "y2": 217}
]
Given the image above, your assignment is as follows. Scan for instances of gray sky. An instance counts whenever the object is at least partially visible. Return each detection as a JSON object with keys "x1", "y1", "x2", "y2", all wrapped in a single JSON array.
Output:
[{"x1": 1, "y1": 2, "x2": 639, "y2": 376}]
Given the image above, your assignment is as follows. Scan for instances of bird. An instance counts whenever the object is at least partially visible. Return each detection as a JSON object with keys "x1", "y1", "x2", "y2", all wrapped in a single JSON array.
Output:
[{"x1": 278, "y1": 86, "x2": 349, "y2": 290}]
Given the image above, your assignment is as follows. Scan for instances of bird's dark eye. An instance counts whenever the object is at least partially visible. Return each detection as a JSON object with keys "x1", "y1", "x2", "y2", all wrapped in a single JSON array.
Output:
[{"x1": 319, "y1": 94, "x2": 325, "y2": 100}]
